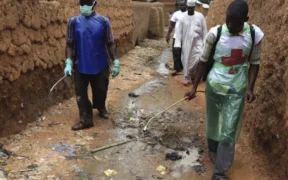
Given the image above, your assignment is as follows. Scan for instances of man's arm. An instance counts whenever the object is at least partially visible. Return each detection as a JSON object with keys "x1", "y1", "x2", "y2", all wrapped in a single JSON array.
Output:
[
  {"x1": 247, "y1": 65, "x2": 259, "y2": 91},
  {"x1": 105, "y1": 19, "x2": 119, "y2": 78},
  {"x1": 64, "y1": 18, "x2": 75, "y2": 76},
  {"x1": 185, "y1": 31, "x2": 216, "y2": 99},
  {"x1": 166, "y1": 12, "x2": 177, "y2": 43},
  {"x1": 106, "y1": 43, "x2": 117, "y2": 60},
  {"x1": 105, "y1": 19, "x2": 118, "y2": 61},
  {"x1": 65, "y1": 18, "x2": 75, "y2": 60},
  {"x1": 166, "y1": 21, "x2": 176, "y2": 43},
  {"x1": 245, "y1": 42, "x2": 262, "y2": 103}
]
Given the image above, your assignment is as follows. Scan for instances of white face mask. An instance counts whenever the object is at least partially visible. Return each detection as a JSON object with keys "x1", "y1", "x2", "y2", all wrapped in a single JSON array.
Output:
[{"x1": 80, "y1": 1, "x2": 95, "y2": 16}]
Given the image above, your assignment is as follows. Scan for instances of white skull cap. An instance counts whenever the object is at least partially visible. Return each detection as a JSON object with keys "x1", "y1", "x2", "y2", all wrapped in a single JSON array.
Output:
[{"x1": 187, "y1": 0, "x2": 197, "y2": 7}]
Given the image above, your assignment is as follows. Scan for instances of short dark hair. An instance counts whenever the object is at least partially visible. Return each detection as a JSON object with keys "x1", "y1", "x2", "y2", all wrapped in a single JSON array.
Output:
[
  {"x1": 227, "y1": 0, "x2": 249, "y2": 18},
  {"x1": 79, "y1": 0, "x2": 94, "y2": 6}
]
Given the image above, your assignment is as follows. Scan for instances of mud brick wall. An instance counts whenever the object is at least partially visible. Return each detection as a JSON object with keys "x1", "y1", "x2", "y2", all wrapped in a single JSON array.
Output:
[
  {"x1": 132, "y1": 2, "x2": 165, "y2": 45},
  {"x1": 206, "y1": 0, "x2": 288, "y2": 178},
  {"x1": 0, "y1": 0, "x2": 133, "y2": 136}
]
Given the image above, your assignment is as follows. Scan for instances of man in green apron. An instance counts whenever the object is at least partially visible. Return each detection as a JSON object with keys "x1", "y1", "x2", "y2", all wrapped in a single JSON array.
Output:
[{"x1": 185, "y1": 0, "x2": 264, "y2": 179}]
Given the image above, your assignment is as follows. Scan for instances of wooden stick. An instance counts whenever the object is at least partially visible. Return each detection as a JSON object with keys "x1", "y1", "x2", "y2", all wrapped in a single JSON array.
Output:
[
  {"x1": 90, "y1": 139, "x2": 137, "y2": 153},
  {"x1": 10, "y1": 169, "x2": 33, "y2": 173}
]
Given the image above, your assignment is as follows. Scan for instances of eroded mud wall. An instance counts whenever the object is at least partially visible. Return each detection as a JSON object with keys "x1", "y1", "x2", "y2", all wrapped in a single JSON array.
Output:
[
  {"x1": 207, "y1": 0, "x2": 288, "y2": 178},
  {"x1": 132, "y1": 2, "x2": 165, "y2": 45},
  {"x1": 0, "y1": 0, "x2": 133, "y2": 136}
]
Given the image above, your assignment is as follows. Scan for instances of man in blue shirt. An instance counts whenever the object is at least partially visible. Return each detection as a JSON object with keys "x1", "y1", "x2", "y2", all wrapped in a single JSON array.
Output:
[{"x1": 64, "y1": 0, "x2": 120, "y2": 131}]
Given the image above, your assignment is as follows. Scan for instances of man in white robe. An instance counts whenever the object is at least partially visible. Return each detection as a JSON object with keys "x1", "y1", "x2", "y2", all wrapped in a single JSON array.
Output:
[{"x1": 174, "y1": 0, "x2": 207, "y2": 85}]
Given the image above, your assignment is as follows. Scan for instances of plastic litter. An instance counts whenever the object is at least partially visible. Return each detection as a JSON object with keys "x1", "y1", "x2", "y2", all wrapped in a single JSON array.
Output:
[
  {"x1": 128, "y1": 92, "x2": 139, "y2": 98},
  {"x1": 165, "y1": 152, "x2": 182, "y2": 161},
  {"x1": 156, "y1": 165, "x2": 166, "y2": 172},
  {"x1": 104, "y1": 169, "x2": 118, "y2": 177}
]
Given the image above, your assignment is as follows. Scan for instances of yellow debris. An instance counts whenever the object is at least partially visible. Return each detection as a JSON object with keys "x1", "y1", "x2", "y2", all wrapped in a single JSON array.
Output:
[
  {"x1": 104, "y1": 169, "x2": 118, "y2": 177},
  {"x1": 156, "y1": 165, "x2": 166, "y2": 172}
]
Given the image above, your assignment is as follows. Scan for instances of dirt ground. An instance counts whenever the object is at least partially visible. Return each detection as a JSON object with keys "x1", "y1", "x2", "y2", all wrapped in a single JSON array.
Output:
[{"x1": 0, "y1": 39, "x2": 273, "y2": 180}]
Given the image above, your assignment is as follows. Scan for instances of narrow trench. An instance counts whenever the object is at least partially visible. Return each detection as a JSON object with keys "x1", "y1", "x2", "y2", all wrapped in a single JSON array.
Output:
[{"x1": 80, "y1": 48, "x2": 207, "y2": 180}]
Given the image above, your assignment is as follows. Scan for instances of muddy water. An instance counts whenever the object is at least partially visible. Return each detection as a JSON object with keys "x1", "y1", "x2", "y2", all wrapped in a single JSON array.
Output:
[{"x1": 79, "y1": 50, "x2": 207, "y2": 180}]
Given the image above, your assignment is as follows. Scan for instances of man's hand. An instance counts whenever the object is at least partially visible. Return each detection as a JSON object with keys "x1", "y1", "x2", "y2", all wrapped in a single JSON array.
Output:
[
  {"x1": 112, "y1": 59, "x2": 120, "y2": 78},
  {"x1": 64, "y1": 58, "x2": 73, "y2": 77},
  {"x1": 185, "y1": 89, "x2": 196, "y2": 100},
  {"x1": 166, "y1": 36, "x2": 170, "y2": 43},
  {"x1": 245, "y1": 89, "x2": 255, "y2": 103}
]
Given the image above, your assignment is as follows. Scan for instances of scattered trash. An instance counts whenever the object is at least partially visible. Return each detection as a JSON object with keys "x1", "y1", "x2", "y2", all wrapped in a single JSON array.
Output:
[
  {"x1": 136, "y1": 176, "x2": 147, "y2": 180},
  {"x1": 152, "y1": 175, "x2": 164, "y2": 179},
  {"x1": 198, "y1": 148, "x2": 204, "y2": 154},
  {"x1": 112, "y1": 88, "x2": 122, "y2": 91},
  {"x1": 0, "y1": 170, "x2": 6, "y2": 179},
  {"x1": 192, "y1": 164, "x2": 206, "y2": 174},
  {"x1": 0, "y1": 145, "x2": 13, "y2": 159},
  {"x1": 16, "y1": 156, "x2": 26, "y2": 160},
  {"x1": 18, "y1": 120, "x2": 23, "y2": 124},
  {"x1": 165, "y1": 152, "x2": 182, "y2": 161},
  {"x1": 0, "y1": 152, "x2": 5, "y2": 157},
  {"x1": 177, "y1": 108, "x2": 183, "y2": 112},
  {"x1": 92, "y1": 132, "x2": 98, "y2": 138},
  {"x1": 8, "y1": 173, "x2": 15, "y2": 179},
  {"x1": 128, "y1": 92, "x2": 139, "y2": 98},
  {"x1": 48, "y1": 122, "x2": 61, "y2": 127},
  {"x1": 156, "y1": 165, "x2": 166, "y2": 172},
  {"x1": 93, "y1": 156, "x2": 103, "y2": 162},
  {"x1": 140, "y1": 109, "x2": 145, "y2": 114},
  {"x1": 39, "y1": 158, "x2": 46, "y2": 164},
  {"x1": 126, "y1": 134, "x2": 136, "y2": 139},
  {"x1": 104, "y1": 169, "x2": 118, "y2": 177},
  {"x1": 197, "y1": 158, "x2": 204, "y2": 164},
  {"x1": 0, "y1": 162, "x2": 7, "y2": 166},
  {"x1": 27, "y1": 164, "x2": 39, "y2": 169}
]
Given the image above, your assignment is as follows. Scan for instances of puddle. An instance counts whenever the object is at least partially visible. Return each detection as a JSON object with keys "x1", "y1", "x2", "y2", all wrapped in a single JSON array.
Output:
[
  {"x1": 156, "y1": 49, "x2": 172, "y2": 76},
  {"x1": 49, "y1": 143, "x2": 76, "y2": 159}
]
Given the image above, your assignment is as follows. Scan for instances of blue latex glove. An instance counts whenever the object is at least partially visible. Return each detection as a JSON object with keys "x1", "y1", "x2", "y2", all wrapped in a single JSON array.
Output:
[
  {"x1": 64, "y1": 58, "x2": 73, "y2": 76},
  {"x1": 112, "y1": 59, "x2": 120, "y2": 78}
]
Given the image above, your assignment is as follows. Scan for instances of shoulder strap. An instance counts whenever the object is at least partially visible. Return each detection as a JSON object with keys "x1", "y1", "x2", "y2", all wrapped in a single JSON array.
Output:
[
  {"x1": 249, "y1": 24, "x2": 255, "y2": 61},
  {"x1": 215, "y1": 25, "x2": 222, "y2": 45}
]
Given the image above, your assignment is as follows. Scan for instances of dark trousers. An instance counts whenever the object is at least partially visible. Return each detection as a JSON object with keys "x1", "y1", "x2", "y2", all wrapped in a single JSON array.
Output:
[
  {"x1": 208, "y1": 138, "x2": 235, "y2": 180},
  {"x1": 74, "y1": 66, "x2": 110, "y2": 125},
  {"x1": 172, "y1": 38, "x2": 183, "y2": 71}
]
